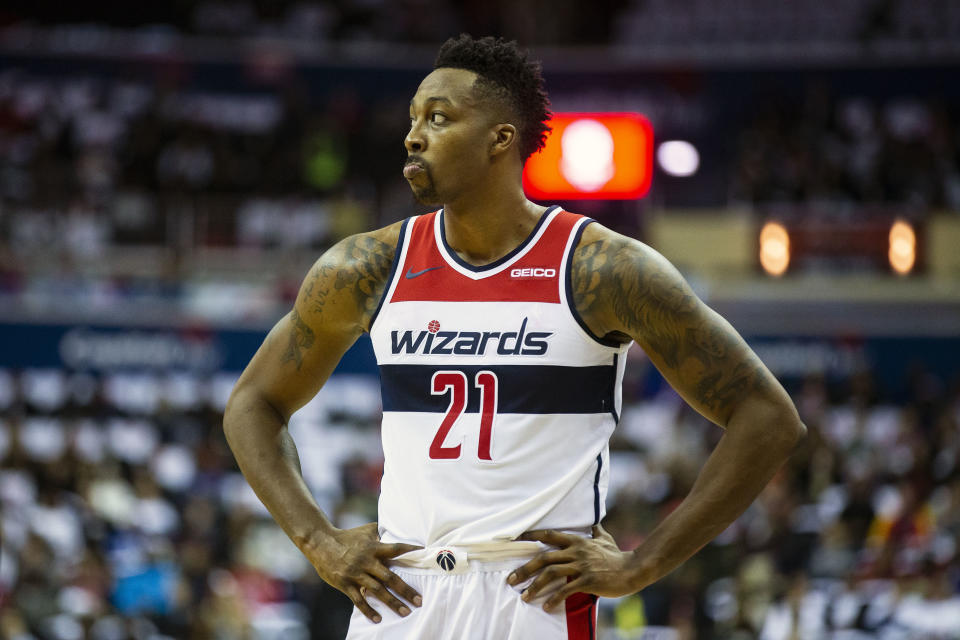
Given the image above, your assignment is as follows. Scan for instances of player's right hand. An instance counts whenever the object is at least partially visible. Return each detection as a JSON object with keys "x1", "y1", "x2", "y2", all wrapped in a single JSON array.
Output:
[{"x1": 304, "y1": 522, "x2": 423, "y2": 623}]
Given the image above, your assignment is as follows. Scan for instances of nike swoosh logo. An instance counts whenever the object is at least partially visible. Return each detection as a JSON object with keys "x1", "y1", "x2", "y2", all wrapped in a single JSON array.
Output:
[{"x1": 405, "y1": 266, "x2": 444, "y2": 279}]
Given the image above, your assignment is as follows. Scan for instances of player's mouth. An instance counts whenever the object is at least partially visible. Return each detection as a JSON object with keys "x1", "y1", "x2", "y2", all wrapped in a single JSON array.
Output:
[
  {"x1": 403, "y1": 163, "x2": 424, "y2": 179},
  {"x1": 403, "y1": 157, "x2": 429, "y2": 180}
]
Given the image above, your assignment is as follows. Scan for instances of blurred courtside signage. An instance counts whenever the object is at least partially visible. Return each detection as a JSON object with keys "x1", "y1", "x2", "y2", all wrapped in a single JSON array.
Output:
[
  {"x1": 758, "y1": 217, "x2": 919, "y2": 277},
  {"x1": 523, "y1": 113, "x2": 653, "y2": 200}
]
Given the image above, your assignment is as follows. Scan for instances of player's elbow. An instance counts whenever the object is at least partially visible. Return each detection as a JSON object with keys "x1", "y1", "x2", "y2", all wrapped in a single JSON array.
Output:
[
  {"x1": 222, "y1": 383, "x2": 250, "y2": 446},
  {"x1": 731, "y1": 394, "x2": 807, "y2": 453},
  {"x1": 765, "y1": 402, "x2": 807, "y2": 453},
  {"x1": 779, "y1": 413, "x2": 807, "y2": 451},
  {"x1": 222, "y1": 381, "x2": 284, "y2": 447}
]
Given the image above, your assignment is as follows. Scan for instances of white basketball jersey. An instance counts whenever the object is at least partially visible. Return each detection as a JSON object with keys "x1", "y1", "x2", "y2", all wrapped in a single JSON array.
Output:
[{"x1": 369, "y1": 207, "x2": 631, "y2": 546}]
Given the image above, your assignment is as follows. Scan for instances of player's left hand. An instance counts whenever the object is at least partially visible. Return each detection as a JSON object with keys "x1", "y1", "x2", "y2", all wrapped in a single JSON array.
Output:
[{"x1": 507, "y1": 525, "x2": 639, "y2": 612}]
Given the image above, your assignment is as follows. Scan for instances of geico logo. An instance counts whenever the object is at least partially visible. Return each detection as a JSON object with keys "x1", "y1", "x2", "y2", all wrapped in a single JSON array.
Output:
[{"x1": 510, "y1": 267, "x2": 556, "y2": 278}]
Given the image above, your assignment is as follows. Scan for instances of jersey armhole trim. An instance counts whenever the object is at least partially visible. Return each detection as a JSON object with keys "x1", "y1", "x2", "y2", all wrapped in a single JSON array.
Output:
[
  {"x1": 592, "y1": 452, "x2": 603, "y2": 525},
  {"x1": 564, "y1": 219, "x2": 626, "y2": 349},
  {"x1": 610, "y1": 352, "x2": 622, "y2": 424},
  {"x1": 367, "y1": 216, "x2": 412, "y2": 331}
]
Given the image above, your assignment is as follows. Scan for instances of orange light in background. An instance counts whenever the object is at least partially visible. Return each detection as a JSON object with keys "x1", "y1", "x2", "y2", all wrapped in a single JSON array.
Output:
[
  {"x1": 523, "y1": 113, "x2": 653, "y2": 200},
  {"x1": 888, "y1": 219, "x2": 916, "y2": 275},
  {"x1": 759, "y1": 222, "x2": 790, "y2": 276}
]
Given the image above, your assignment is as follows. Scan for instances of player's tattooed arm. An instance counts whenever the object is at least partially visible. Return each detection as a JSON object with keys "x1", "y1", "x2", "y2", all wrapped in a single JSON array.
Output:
[
  {"x1": 277, "y1": 228, "x2": 396, "y2": 373},
  {"x1": 547, "y1": 223, "x2": 805, "y2": 598},
  {"x1": 232, "y1": 221, "x2": 403, "y2": 431},
  {"x1": 281, "y1": 309, "x2": 315, "y2": 371},
  {"x1": 225, "y1": 220, "x2": 422, "y2": 624},
  {"x1": 571, "y1": 225, "x2": 777, "y2": 427},
  {"x1": 300, "y1": 232, "x2": 396, "y2": 329}
]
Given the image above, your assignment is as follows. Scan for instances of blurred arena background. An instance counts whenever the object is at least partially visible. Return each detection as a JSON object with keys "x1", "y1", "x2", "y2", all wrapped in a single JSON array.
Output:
[{"x1": 1, "y1": 1, "x2": 960, "y2": 639}]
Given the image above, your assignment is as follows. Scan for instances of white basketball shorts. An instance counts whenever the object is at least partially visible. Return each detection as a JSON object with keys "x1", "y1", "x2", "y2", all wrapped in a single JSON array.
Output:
[{"x1": 345, "y1": 543, "x2": 597, "y2": 640}]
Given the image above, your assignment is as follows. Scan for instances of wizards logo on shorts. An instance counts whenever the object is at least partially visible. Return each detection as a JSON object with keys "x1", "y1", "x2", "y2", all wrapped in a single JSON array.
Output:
[
  {"x1": 390, "y1": 317, "x2": 552, "y2": 356},
  {"x1": 436, "y1": 549, "x2": 456, "y2": 571}
]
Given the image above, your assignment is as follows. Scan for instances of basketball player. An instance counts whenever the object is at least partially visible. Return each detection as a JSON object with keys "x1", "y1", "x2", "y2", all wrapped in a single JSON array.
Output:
[{"x1": 224, "y1": 34, "x2": 806, "y2": 639}]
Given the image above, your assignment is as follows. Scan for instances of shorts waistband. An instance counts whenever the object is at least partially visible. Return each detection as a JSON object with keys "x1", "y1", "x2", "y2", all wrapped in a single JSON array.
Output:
[{"x1": 391, "y1": 541, "x2": 544, "y2": 575}]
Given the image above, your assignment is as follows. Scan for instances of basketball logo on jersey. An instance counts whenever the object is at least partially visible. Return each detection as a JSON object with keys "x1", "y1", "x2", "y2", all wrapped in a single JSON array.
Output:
[{"x1": 436, "y1": 549, "x2": 456, "y2": 571}]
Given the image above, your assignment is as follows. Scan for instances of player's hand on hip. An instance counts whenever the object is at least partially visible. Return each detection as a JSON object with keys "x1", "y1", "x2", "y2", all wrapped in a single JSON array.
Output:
[
  {"x1": 507, "y1": 524, "x2": 638, "y2": 612},
  {"x1": 308, "y1": 522, "x2": 423, "y2": 623}
]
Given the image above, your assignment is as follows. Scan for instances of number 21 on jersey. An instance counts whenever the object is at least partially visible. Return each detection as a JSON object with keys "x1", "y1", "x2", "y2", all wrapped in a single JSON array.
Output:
[{"x1": 429, "y1": 370, "x2": 498, "y2": 461}]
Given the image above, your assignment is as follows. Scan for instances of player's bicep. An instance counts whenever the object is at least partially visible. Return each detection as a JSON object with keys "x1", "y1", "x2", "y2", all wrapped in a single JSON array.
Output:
[
  {"x1": 237, "y1": 306, "x2": 362, "y2": 421},
  {"x1": 640, "y1": 299, "x2": 777, "y2": 427},
  {"x1": 232, "y1": 255, "x2": 368, "y2": 421},
  {"x1": 231, "y1": 227, "x2": 398, "y2": 421},
  {"x1": 605, "y1": 239, "x2": 785, "y2": 427}
]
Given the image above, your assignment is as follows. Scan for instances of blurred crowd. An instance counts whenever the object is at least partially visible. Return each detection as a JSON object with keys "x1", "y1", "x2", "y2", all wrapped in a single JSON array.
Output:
[
  {"x1": 11, "y1": 0, "x2": 958, "y2": 48},
  {"x1": 732, "y1": 85, "x2": 960, "y2": 210},
  {"x1": 603, "y1": 352, "x2": 960, "y2": 639},
  {"x1": 9, "y1": 0, "x2": 624, "y2": 47},
  {"x1": 615, "y1": 0, "x2": 960, "y2": 49},
  {"x1": 3, "y1": 66, "x2": 959, "y2": 273},
  {"x1": 0, "y1": 68, "x2": 400, "y2": 260},
  {"x1": 0, "y1": 366, "x2": 383, "y2": 640},
  {"x1": 1, "y1": 4, "x2": 960, "y2": 639},
  {"x1": 1, "y1": 349, "x2": 959, "y2": 639}
]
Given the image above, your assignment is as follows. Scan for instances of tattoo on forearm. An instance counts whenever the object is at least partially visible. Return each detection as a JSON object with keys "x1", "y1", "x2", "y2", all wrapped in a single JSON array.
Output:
[
  {"x1": 282, "y1": 309, "x2": 315, "y2": 370},
  {"x1": 572, "y1": 237, "x2": 768, "y2": 418}
]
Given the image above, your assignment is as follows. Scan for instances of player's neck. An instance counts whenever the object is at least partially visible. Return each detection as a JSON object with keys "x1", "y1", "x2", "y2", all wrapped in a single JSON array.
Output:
[{"x1": 441, "y1": 186, "x2": 544, "y2": 267}]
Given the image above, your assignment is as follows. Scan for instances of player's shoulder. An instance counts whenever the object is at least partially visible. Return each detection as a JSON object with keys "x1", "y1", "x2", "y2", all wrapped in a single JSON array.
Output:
[
  {"x1": 363, "y1": 218, "x2": 406, "y2": 252},
  {"x1": 576, "y1": 218, "x2": 620, "y2": 249},
  {"x1": 333, "y1": 219, "x2": 405, "y2": 261},
  {"x1": 568, "y1": 218, "x2": 683, "y2": 341},
  {"x1": 312, "y1": 219, "x2": 405, "y2": 276},
  {"x1": 571, "y1": 219, "x2": 656, "y2": 273},
  {"x1": 294, "y1": 219, "x2": 408, "y2": 331}
]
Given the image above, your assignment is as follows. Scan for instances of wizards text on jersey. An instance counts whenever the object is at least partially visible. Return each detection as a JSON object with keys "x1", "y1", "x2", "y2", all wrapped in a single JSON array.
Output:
[{"x1": 390, "y1": 317, "x2": 552, "y2": 356}]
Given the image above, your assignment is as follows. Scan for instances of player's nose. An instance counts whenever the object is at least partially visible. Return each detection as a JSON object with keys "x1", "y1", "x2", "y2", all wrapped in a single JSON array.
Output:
[{"x1": 405, "y1": 123, "x2": 426, "y2": 153}]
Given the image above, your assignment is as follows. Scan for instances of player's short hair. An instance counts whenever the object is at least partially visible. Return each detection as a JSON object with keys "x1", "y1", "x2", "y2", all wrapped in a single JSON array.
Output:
[{"x1": 434, "y1": 34, "x2": 552, "y2": 163}]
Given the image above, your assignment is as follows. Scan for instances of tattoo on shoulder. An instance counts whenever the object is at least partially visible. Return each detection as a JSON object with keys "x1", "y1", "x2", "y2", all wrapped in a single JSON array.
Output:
[
  {"x1": 302, "y1": 233, "x2": 395, "y2": 327},
  {"x1": 302, "y1": 262, "x2": 334, "y2": 315},
  {"x1": 572, "y1": 235, "x2": 769, "y2": 417},
  {"x1": 570, "y1": 237, "x2": 612, "y2": 323},
  {"x1": 333, "y1": 235, "x2": 395, "y2": 322},
  {"x1": 279, "y1": 232, "x2": 395, "y2": 369},
  {"x1": 282, "y1": 308, "x2": 315, "y2": 370}
]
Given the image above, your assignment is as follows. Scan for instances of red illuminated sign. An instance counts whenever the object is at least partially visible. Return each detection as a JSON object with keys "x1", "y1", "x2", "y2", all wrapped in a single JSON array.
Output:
[{"x1": 523, "y1": 112, "x2": 653, "y2": 200}]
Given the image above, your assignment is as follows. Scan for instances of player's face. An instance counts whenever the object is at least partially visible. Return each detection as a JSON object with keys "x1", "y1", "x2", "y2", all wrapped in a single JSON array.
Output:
[{"x1": 404, "y1": 68, "x2": 498, "y2": 206}]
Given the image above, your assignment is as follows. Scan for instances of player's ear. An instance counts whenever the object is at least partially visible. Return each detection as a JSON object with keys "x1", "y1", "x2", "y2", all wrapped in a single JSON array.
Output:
[{"x1": 489, "y1": 124, "x2": 517, "y2": 157}]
